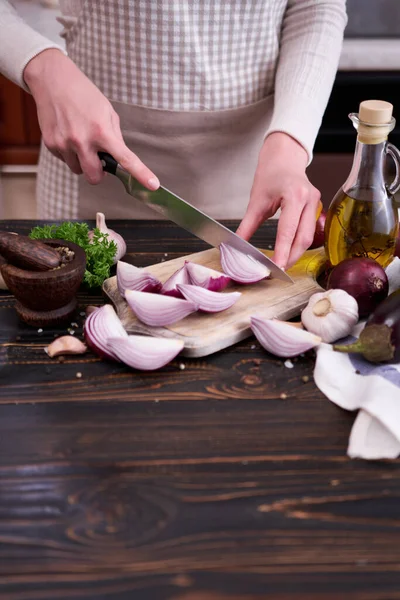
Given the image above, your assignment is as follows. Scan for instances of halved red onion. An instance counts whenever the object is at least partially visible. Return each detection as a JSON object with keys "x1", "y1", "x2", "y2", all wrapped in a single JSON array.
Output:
[
  {"x1": 160, "y1": 264, "x2": 191, "y2": 298},
  {"x1": 125, "y1": 290, "x2": 197, "y2": 326},
  {"x1": 250, "y1": 316, "x2": 321, "y2": 358},
  {"x1": 176, "y1": 283, "x2": 241, "y2": 313},
  {"x1": 117, "y1": 261, "x2": 162, "y2": 297},
  {"x1": 84, "y1": 304, "x2": 128, "y2": 361},
  {"x1": 185, "y1": 261, "x2": 231, "y2": 291},
  {"x1": 107, "y1": 335, "x2": 184, "y2": 370},
  {"x1": 220, "y1": 243, "x2": 270, "y2": 284}
]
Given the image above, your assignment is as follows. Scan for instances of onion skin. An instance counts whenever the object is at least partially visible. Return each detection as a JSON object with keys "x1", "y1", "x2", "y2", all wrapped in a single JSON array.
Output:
[
  {"x1": 309, "y1": 210, "x2": 326, "y2": 249},
  {"x1": 327, "y1": 257, "x2": 388, "y2": 318}
]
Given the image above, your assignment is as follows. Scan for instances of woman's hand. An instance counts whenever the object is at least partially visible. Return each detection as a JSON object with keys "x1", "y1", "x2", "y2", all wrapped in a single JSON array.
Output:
[
  {"x1": 24, "y1": 49, "x2": 159, "y2": 189},
  {"x1": 236, "y1": 132, "x2": 321, "y2": 270}
]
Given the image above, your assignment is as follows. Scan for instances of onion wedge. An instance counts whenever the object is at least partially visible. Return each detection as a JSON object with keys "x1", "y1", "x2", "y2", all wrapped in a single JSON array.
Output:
[
  {"x1": 84, "y1": 304, "x2": 128, "y2": 361},
  {"x1": 107, "y1": 335, "x2": 184, "y2": 370},
  {"x1": 160, "y1": 264, "x2": 191, "y2": 298},
  {"x1": 250, "y1": 316, "x2": 321, "y2": 358},
  {"x1": 177, "y1": 283, "x2": 241, "y2": 313},
  {"x1": 185, "y1": 261, "x2": 231, "y2": 291},
  {"x1": 125, "y1": 290, "x2": 197, "y2": 326},
  {"x1": 220, "y1": 243, "x2": 270, "y2": 284},
  {"x1": 117, "y1": 261, "x2": 162, "y2": 297}
]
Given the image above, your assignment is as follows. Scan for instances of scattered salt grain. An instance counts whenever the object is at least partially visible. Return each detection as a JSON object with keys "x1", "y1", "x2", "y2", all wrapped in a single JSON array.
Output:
[
  {"x1": 301, "y1": 375, "x2": 309, "y2": 383},
  {"x1": 76, "y1": 372, "x2": 82, "y2": 379},
  {"x1": 68, "y1": 329, "x2": 75, "y2": 335},
  {"x1": 37, "y1": 328, "x2": 43, "y2": 333},
  {"x1": 284, "y1": 359, "x2": 294, "y2": 369},
  {"x1": 251, "y1": 345, "x2": 256, "y2": 350},
  {"x1": 80, "y1": 312, "x2": 86, "y2": 317},
  {"x1": 71, "y1": 322, "x2": 79, "y2": 328},
  {"x1": 280, "y1": 393, "x2": 288, "y2": 400},
  {"x1": 179, "y1": 363, "x2": 186, "y2": 371},
  {"x1": 164, "y1": 253, "x2": 168, "y2": 257}
]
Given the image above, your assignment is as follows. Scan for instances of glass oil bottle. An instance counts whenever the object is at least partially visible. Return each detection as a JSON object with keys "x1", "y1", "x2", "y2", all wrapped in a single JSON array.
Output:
[{"x1": 325, "y1": 100, "x2": 400, "y2": 268}]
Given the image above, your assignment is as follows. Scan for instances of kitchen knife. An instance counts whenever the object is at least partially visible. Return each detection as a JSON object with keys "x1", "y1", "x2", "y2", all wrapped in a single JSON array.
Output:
[{"x1": 98, "y1": 152, "x2": 293, "y2": 283}]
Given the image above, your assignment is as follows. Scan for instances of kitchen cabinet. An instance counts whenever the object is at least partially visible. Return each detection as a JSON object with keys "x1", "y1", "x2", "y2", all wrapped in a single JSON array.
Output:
[{"x1": 0, "y1": 74, "x2": 41, "y2": 165}]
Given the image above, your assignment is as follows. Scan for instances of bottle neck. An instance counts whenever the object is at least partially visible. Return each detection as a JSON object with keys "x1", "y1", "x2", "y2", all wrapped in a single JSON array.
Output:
[{"x1": 343, "y1": 138, "x2": 387, "y2": 198}]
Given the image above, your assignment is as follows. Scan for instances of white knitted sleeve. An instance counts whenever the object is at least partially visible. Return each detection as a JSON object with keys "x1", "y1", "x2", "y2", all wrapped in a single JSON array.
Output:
[
  {"x1": 0, "y1": 0, "x2": 66, "y2": 91},
  {"x1": 266, "y1": 0, "x2": 347, "y2": 164}
]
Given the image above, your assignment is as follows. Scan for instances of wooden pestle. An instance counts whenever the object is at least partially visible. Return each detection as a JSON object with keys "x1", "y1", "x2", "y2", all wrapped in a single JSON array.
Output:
[{"x1": 0, "y1": 232, "x2": 61, "y2": 271}]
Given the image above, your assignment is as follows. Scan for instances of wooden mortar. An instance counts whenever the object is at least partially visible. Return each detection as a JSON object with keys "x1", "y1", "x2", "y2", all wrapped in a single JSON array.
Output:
[{"x1": 1, "y1": 239, "x2": 86, "y2": 327}]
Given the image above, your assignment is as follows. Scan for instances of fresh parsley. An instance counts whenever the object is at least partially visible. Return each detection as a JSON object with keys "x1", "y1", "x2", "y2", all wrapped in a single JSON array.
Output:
[{"x1": 29, "y1": 222, "x2": 117, "y2": 288}]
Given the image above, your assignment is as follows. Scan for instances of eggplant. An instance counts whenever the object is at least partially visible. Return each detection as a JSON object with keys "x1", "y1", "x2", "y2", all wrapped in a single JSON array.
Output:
[{"x1": 333, "y1": 289, "x2": 400, "y2": 363}]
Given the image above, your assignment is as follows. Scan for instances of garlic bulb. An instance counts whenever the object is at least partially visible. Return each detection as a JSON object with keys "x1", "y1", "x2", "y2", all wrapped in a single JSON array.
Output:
[
  {"x1": 90, "y1": 212, "x2": 127, "y2": 263},
  {"x1": 301, "y1": 289, "x2": 359, "y2": 343}
]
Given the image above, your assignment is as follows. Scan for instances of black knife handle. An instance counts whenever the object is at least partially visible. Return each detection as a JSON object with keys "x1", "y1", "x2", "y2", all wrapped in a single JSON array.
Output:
[{"x1": 98, "y1": 152, "x2": 118, "y2": 175}]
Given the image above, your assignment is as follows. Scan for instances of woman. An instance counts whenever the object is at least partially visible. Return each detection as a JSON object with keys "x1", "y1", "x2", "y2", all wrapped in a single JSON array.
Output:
[{"x1": 0, "y1": 0, "x2": 347, "y2": 269}]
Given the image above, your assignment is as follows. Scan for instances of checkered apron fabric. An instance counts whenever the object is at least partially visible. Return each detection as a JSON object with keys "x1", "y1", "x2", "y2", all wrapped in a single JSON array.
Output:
[{"x1": 37, "y1": 0, "x2": 288, "y2": 219}]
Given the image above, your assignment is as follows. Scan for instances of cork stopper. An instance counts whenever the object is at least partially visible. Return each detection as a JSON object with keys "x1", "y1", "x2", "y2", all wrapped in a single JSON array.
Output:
[
  {"x1": 355, "y1": 99, "x2": 395, "y2": 144},
  {"x1": 359, "y1": 100, "x2": 393, "y2": 126}
]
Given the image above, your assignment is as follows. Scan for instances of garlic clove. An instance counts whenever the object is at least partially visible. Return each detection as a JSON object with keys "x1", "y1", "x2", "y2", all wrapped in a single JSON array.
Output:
[
  {"x1": 89, "y1": 212, "x2": 127, "y2": 263},
  {"x1": 45, "y1": 336, "x2": 88, "y2": 358},
  {"x1": 301, "y1": 289, "x2": 359, "y2": 343},
  {"x1": 250, "y1": 316, "x2": 321, "y2": 358}
]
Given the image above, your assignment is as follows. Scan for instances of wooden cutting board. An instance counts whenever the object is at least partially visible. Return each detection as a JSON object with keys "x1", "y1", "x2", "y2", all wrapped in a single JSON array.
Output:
[{"x1": 103, "y1": 247, "x2": 326, "y2": 357}]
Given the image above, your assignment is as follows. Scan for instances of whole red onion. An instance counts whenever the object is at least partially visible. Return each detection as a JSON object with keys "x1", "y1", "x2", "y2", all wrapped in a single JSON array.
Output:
[
  {"x1": 327, "y1": 257, "x2": 388, "y2": 318},
  {"x1": 309, "y1": 210, "x2": 327, "y2": 249}
]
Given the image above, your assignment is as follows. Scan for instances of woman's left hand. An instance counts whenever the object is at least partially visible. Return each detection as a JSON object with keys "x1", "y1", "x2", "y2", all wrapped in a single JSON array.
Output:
[{"x1": 236, "y1": 132, "x2": 321, "y2": 270}]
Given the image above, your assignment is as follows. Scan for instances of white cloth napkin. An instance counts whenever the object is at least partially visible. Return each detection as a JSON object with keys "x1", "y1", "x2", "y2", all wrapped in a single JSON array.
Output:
[{"x1": 313, "y1": 257, "x2": 400, "y2": 460}]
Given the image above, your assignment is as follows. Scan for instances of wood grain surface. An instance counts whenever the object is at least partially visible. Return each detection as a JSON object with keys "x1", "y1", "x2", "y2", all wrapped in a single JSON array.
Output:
[
  {"x1": 103, "y1": 247, "x2": 325, "y2": 357},
  {"x1": 0, "y1": 220, "x2": 399, "y2": 600}
]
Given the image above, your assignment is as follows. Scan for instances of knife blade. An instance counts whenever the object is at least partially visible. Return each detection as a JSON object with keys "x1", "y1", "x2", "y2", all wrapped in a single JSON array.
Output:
[{"x1": 99, "y1": 152, "x2": 293, "y2": 283}]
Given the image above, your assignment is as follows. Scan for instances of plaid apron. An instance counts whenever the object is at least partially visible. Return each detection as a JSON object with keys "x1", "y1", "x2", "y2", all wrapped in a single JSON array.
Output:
[{"x1": 37, "y1": 0, "x2": 287, "y2": 219}]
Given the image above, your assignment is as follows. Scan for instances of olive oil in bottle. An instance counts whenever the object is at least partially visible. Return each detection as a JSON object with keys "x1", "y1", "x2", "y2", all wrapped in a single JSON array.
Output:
[{"x1": 325, "y1": 100, "x2": 400, "y2": 268}]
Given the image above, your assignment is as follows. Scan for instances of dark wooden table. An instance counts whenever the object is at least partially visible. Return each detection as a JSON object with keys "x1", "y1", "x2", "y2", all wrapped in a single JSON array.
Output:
[{"x1": 0, "y1": 220, "x2": 399, "y2": 600}]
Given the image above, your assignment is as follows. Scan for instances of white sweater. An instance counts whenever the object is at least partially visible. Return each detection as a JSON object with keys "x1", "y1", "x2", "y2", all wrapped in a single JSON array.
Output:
[{"x1": 0, "y1": 0, "x2": 347, "y2": 162}]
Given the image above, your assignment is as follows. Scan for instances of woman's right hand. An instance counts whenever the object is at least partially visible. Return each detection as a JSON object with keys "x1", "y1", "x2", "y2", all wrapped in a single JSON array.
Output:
[{"x1": 23, "y1": 49, "x2": 160, "y2": 190}]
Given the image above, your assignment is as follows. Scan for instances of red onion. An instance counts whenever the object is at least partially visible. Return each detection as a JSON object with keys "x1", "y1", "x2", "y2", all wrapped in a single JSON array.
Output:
[
  {"x1": 125, "y1": 290, "x2": 198, "y2": 326},
  {"x1": 160, "y1": 264, "x2": 191, "y2": 298},
  {"x1": 250, "y1": 317, "x2": 321, "y2": 357},
  {"x1": 327, "y1": 257, "x2": 388, "y2": 318},
  {"x1": 84, "y1": 304, "x2": 128, "y2": 361},
  {"x1": 176, "y1": 283, "x2": 241, "y2": 313},
  {"x1": 185, "y1": 261, "x2": 231, "y2": 291},
  {"x1": 107, "y1": 335, "x2": 184, "y2": 370},
  {"x1": 117, "y1": 261, "x2": 162, "y2": 297},
  {"x1": 309, "y1": 210, "x2": 326, "y2": 249},
  {"x1": 219, "y1": 243, "x2": 270, "y2": 284}
]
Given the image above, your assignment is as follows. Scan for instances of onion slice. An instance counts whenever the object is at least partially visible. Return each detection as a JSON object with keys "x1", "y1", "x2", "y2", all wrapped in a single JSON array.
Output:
[
  {"x1": 160, "y1": 264, "x2": 191, "y2": 297},
  {"x1": 125, "y1": 290, "x2": 197, "y2": 326},
  {"x1": 117, "y1": 261, "x2": 162, "y2": 297},
  {"x1": 84, "y1": 304, "x2": 128, "y2": 361},
  {"x1": 185, "y1": 261, "x2": 231, "y2": 291},
  {"x1": 176, "y1": 283, "x2": 241, "y2": 313},
  {"x1": 250, "y1": 316, "x2": 321, "y2": 358},
  {"x1": 107, "y1": 335, "x2": 184, "y2": 370},
  {"x1": 220, "y1": 243, "x2": 270, "y2": 284}
]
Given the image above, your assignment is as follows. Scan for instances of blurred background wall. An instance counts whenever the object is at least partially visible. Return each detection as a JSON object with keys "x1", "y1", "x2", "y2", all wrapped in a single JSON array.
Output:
[{"x1": 1, "y1": 0, "x2": 400, "y2": 219}]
